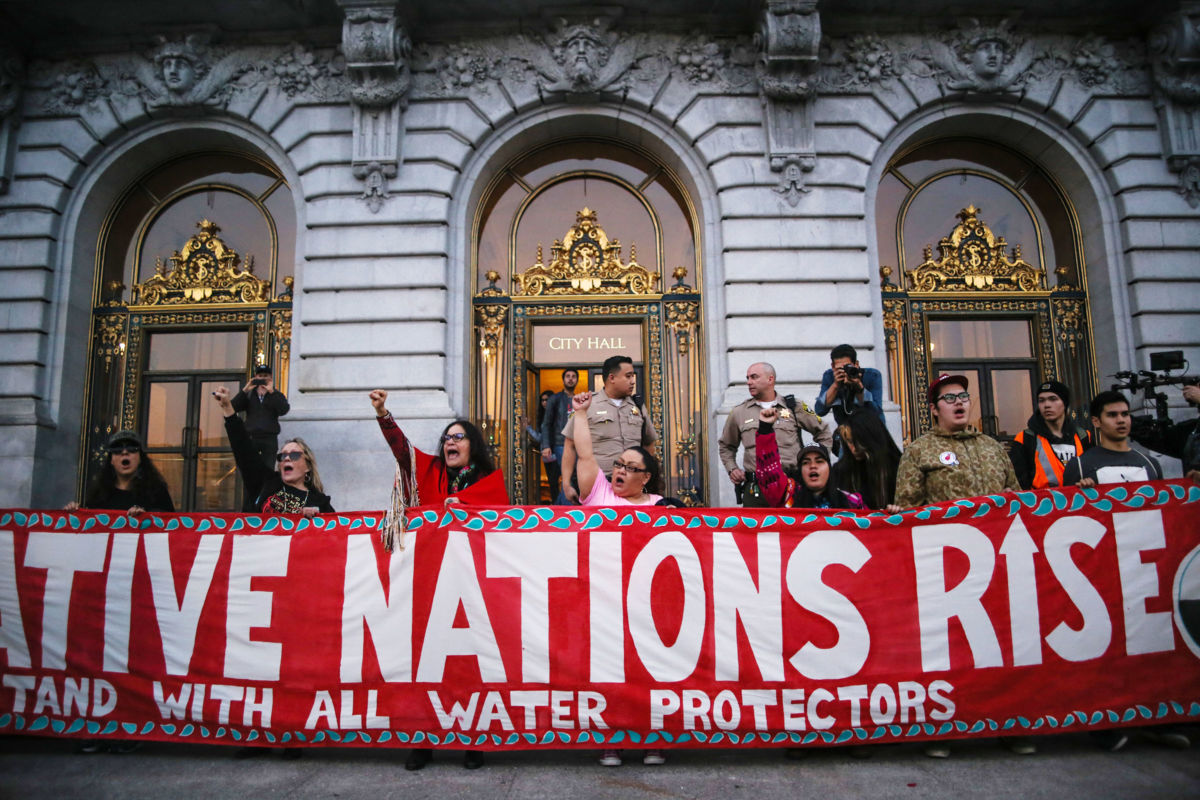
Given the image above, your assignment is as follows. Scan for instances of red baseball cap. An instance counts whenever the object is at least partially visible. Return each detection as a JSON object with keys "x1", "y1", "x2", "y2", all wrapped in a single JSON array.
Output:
[{"x1": 927, "y1": 373, "x2": 969, "y2": 404}]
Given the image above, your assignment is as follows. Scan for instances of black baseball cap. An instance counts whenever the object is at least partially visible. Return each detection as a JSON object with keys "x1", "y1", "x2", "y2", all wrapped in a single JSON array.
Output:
[{"x1": 253, "y1": 364, "x2": 272, "y2": 375}]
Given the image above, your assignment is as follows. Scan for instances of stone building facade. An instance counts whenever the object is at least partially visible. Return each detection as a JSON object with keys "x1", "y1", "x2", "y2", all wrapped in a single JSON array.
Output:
[{"x1": 0, "y1": 0, "x2": 1197, "y2": 511}]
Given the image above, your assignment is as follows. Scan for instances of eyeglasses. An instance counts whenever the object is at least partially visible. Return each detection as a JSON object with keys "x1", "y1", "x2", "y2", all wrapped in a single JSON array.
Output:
[
  {"x1": 108, "y1": 446, "x2": 138, "y2": 456},
  {"x1": 442, "y1": 432, "x2": 467, "y2": 442},
  {"x1": 612, "y1": 459, "x2": 648, "y2": 475},
  {"x1": 936, "y1": 391, "x2": 971, "y2": 405},
  {"x1": 276, "y1": 451, "x2": 305, "y2": 462}
]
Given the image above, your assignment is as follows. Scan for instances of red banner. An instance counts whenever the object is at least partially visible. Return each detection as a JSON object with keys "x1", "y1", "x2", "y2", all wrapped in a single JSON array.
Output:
[{"x1": 2, "y1": 481, "x2": 1199, "y2": 750}]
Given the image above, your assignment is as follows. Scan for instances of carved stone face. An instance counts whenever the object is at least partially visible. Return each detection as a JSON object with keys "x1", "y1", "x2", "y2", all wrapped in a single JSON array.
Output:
[
  {"x1": 971, "y1": 39, "x2": 1006, "y2": 79},
  {"x1": 161, "y1": 56, "x2": 197, "y2": 93},
  {"x1": 557, "y1": 30, "x2": 607, "y2": 87}
]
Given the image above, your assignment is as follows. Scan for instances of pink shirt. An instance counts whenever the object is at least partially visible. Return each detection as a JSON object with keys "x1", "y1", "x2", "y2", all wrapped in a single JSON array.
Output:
[{"x1": 583, "y1": 471, "x2": 662, "y2": 506}]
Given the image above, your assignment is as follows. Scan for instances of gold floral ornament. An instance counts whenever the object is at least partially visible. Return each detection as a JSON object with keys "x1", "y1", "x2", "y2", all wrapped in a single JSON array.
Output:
[
  {"x1": 513, "y1": 207, "x2": 659, "y2": 296},
  {"x1": 131, "y1": 219, "x2": 272, "y2": 306},
  {"x1": 906, "y1": 205, "x2": 1045, "y2": 293}
]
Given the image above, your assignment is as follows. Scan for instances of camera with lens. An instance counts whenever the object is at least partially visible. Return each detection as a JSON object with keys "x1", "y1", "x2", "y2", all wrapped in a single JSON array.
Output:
[
  {"x1": 1110, "y1": 349, "x2": 1197, "y2": 441},
  {"x1": 251, "y1": 378, "x2": 267, "y2": 386},
  {"x1": 842, "y1": 364, "x2": 862, "y2": 381}
]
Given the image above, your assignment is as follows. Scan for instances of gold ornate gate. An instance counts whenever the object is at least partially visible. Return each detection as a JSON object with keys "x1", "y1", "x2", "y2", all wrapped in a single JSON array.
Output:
[
  {"x1": 881, "y1": 205, "x2": 1095, "y2": 441},
  {"x1": 473, "y1": 208, "x2": 706, "y2": 504}
]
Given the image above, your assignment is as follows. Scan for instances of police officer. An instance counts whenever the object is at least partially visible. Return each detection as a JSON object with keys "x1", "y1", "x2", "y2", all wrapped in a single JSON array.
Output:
[
  {"x1": 560, "y1": 355, "x2": 657, "y2": 504},
  {"x1": 719, "y1": 362, "x2": 831, "y2": 506}
]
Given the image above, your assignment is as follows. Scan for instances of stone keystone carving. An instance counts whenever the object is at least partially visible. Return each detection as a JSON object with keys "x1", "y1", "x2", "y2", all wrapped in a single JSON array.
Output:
[
  {"x1": 338, "y1": 0, "x2": 412, "y2": 213},
  {"x1": 0, "y1": 46, "x2": 25, "y2": 194},
  {"x1": 756, "y1": 0, "x2": 821, "y2": 205},
  {"x1": 131, "y1": 34, "x2": 247, "y2": 108},
  {"x1": 1149, "y1": 4, "x2": 1200, "y2": 206},
  {"x1": 923, "y1": 18, "x2": 1038, "y2": 94}
]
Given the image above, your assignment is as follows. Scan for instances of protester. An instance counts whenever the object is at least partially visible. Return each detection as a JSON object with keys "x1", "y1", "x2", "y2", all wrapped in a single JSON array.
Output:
[
  {"x1": 894, "y1": 374, "x2": 1020, "y2": 510},
  {"x1": 65, "y1": 429, "x2": 174, "y2": 756},
  {"x1": 213, "y1": 386, "x2": 333, "y2": 516},
  {"x1": 370, "y1": 388, "x2": 508, "y2": 771},
  {"x1": 720, "y1": 361, "x2": 831, "y2": 506},
  {"x1": 1063, "y1": 390, "x2": 1186, "y2": 752},
  {"x1": 569, "y1": 389, "x2": 665, "y2": 766},
  {"x1": 66, "y1": 430, "x2": 174, "y2": 516},
  {"x1": 1063, "y1": 390, "x2": 1162, "y2": 487},
  {"x1": 1010, "y1": 380, "x2": 1092, "y2": 489},
  {"x1": 229, "y1": 364, "x2": 290, "y2": 470},
  {"x1": 834, "y1": 409, "x2": 902, "y2": 511},
  {"x1": 541, "y1": 368, "x2": 579, "y2": 501},
  {"x1": 892, "y1": 374, "x2": 1025, "y2": 758},
  {"x1": 756, "y1": 407, "x2": 864, "y2": 509},
  {"x1": 561, "y1": 356, "x2": 657, "y2": 504}
]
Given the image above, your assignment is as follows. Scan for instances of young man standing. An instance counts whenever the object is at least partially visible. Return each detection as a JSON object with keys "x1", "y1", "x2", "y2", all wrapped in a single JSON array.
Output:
[
  {"x1": 540, "y1": 367, "x2": 579, "y2": 502},
  {"x1": 894, "y1": 374, "x2": 1020, "y2": 509},
  {"x1": 1063, "y1": 390, "x2": 1162, "y2": 487},
  {"x1": 814, "y1": 344, "x2": 885, "y2": 425},
  {"x1": 1010, "y1": 380, "x2": 1092, "y2": 489}
]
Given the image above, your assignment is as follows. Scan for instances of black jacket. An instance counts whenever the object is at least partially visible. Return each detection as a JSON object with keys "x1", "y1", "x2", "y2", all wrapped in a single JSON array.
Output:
[
  {"x1": 1009, "y1": 411, "x2": 1092, "y2": 489},
  {"x1": 230, "y1": 387, "x2": 290, "y2": 436},
  {"x1": 225, "y1": 414, "x2": 333, "y2": 513},
  {"x1": 540, "y1": 391, "x2": 572, "y2": 450}
]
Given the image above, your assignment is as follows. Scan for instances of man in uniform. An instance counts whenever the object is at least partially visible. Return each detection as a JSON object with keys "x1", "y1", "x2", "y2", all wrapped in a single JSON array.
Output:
[
  {"x1": 560, "y1": 355, "x2": 657, "y2": 504},
  {"x1": 1009, "y1": 379, "x2": 1092, "y2": 489},
  {"x1": 895, "y1": 373, "x2": 1020, "y2": 508},
  {"x1": 719, "y1": 362, "x2": 831, "y2": 506}
]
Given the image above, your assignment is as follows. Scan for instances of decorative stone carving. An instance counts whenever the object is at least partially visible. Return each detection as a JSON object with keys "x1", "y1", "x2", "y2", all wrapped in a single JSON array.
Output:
[
  {"x1": 512, "y1": 207, "x2": 658, "y2": 297},
  {"x1": 0, "y1": 47, "x2": 24, "y2": 195},
  {"x1": 757, "y1": 0, "x2": 821, "y2": 205},
  {"x1": 338, "y1": 0, "x2": 411, "y2": 214},
  {"x1": 919, "y1": 18, "x2": 1040, "y2": 94},
  {"x1": 906, "y1": 206, "x2": 1045, "y2": 293},
  {"x1": 242, "y1": 44, "x2": 347, "y2": 100},
  {"x1": 131, "y1": 34, "x2": 250, "y2": 108},
  {"x1": 1149, "y1": 5, "x2": 1200, "y2": 206},
  {"x1": 520, "y1": 16, "x2": 667, "y2": 99}
]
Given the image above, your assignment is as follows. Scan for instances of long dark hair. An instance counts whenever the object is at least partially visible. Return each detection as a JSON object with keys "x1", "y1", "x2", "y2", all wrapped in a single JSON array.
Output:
[
  {"x1": 436, "y1": 419, "x2": 496, "y2": 490},
  {"x1": 834, "y1": 410, "x2": 902, "y2": 509},
  {"x1": 626, "y1": 445, "x2": 663, "y2": 495},
  {"x1": 84, "y1": 446, "x2": 171, "y2": 510},
  {"x1": 537, "y1": 390, "x2": 553, "y2": 428}
]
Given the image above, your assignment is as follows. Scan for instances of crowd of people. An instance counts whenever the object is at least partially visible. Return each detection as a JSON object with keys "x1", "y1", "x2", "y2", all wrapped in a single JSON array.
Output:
[{"x1": 66, "y1": 347, "x2": 1200, "y2": 763}]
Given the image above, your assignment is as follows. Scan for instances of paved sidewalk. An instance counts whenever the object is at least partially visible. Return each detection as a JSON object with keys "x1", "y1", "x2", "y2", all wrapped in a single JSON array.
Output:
[{"x1": 1, "y1": 731, "x2": 1197, "y2": 800}]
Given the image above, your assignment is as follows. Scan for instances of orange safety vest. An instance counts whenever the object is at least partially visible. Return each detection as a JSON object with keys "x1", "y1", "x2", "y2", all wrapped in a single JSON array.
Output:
[{"x1": 1022, "y1": 430, "x2": 1088, "y2": 489}]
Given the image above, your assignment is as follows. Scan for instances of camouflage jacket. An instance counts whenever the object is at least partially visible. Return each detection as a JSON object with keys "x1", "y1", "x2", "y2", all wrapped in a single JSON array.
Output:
[{"x1": 894, "y1": 427, "x2": 1019, "y2": 508}]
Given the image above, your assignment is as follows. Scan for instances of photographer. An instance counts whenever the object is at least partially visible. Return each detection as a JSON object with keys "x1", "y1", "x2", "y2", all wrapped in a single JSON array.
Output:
[
  {"x1": 230, "y1": 364, "x2": 290, "y2": 470},
  {"x1": 1132, "y1": 383, "x2": 1200, "y2": 482},
  {"x1": 814, "y1": 345, "x2": 884, "y2": 455}
]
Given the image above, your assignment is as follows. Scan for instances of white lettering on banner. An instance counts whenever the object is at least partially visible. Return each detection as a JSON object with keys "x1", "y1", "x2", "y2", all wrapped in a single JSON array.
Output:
[
  {"x1": 1113, "y1": 511, "x2": 1174, "y2": 655},
  {"x1": 102, "y1": 534, "x2": 139, "y2": 673},
  {"x1": 649, "y1": 682, "x2": 956, "y2": 731},
  {"x1": 428, "y1": 690, "x2": 609, "y2": 731},
  {"x1": 225, "y1": 536, "x2": 291, "y2": 681},
  {"x1": 1043, "y1": 516, "x2": 1111, "y2": 661},
  {"x1": 2, "y1": 674, "x2": 115, "y2": 716},
  {"x1": 999, "y1": 516, "x2": 1043, "y2": 666},
  {"x1": 144, "y1": 534, "x2": 223, "y2": 676},
  {"x1": 417, "y1": 531, "x2": 505, "y2": 682},
  {"x1": 485, "y1": 531, "x2": 578, "y2": 683},
  {"x1": 713, "y1": 532, "x2": 783, "y2": 681},
  {"x1": 588, "y1": 532, "x2": 624, "y2": 682},
  {"x1": 0, "y1": 532, "x2": 31, "y2": 668},
  {"x1": 628, "y1": 531, "x2": 706, "y2": 682},
  {"x1": 24, "y1": 532, "x2": 108, "y2": 671},
  {"x1": 913, "y1": 524, "x2": 1003, "y2": 672},
  {"x1": 785, "y1": 530, "x2": 872, "y2": 679},
  {"x1": 341, "y1": 534, "x2": 414, "y2": 682},
  {"x1": 302, "y1": 690, "x2": 388, "y2": 729}
]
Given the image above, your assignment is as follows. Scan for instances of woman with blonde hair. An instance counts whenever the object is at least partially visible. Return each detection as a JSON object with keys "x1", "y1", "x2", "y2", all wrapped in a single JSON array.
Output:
[{"x1": 213, "y1": 386, "x2": 333, "y2": 516}]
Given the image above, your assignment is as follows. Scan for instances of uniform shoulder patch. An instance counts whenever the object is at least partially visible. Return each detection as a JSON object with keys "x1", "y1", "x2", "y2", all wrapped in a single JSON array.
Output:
[{"x1": 799, "y1": 401, "x2": 814, "y2": 414}]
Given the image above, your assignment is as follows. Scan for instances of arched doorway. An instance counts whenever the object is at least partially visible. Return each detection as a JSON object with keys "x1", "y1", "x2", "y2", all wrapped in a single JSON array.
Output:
[
  {"x1": 470, "y1": 139, "x2": 706, "y2": 504},
  {"x1": 876, "y1": 137, "x2": 1097, "y2": 442},
  {"x1": 80, "y1": 150, "x2": 295, "y2": 510}
]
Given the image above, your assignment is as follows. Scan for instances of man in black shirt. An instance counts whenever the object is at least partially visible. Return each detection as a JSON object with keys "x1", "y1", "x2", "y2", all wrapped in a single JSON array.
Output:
[{"x1": 230, "y1": 364, "x2": 290, "y2": 469}]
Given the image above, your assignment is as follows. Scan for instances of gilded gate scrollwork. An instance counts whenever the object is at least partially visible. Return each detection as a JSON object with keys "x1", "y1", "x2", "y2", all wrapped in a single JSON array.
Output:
[{"x1": 882, "y1": 206, "x2": 1095, "y2": 441}]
